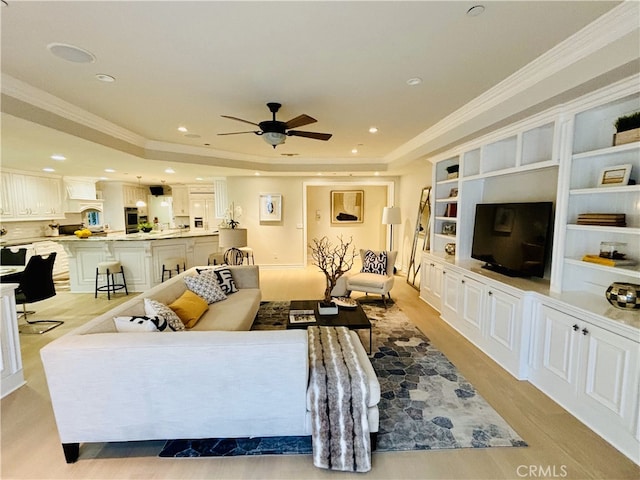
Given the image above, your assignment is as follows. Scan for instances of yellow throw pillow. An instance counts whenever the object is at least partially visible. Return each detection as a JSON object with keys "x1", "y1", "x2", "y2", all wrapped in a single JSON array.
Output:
[{"x1": 168, "y1": 290, "x2": 208, "y2": 329}]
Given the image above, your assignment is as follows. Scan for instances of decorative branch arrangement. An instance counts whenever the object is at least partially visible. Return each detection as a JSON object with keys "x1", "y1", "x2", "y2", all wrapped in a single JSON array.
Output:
[{"x1": 310, "y1": 236, "x2": 356, "y2": 305}]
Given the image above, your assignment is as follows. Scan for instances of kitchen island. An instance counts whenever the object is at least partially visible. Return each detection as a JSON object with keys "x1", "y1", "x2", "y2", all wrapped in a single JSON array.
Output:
[{"x1": 56, "y1": 230, "x2": 220, "y2": 293}]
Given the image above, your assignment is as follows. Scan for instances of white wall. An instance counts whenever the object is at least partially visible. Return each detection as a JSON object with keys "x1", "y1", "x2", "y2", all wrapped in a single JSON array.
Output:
[
  {"x1": 225, "y1": 176, "x2": 400, "y2": 267},
  {"x1": 398, "y1": 161, "x2": 433, "y2": 271}
]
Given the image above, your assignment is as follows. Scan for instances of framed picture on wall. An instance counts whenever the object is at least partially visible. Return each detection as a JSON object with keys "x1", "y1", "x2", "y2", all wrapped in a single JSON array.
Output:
[
  {"x1": 259, "y1": 193, "x2": 282, "y2": 222},
  {"x1": 331, "y1": 190, "x2": 364, "y2": 224}
]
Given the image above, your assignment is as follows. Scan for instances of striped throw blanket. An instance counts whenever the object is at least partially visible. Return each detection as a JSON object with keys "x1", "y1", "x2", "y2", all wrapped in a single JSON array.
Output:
[{"x1": 308, "y1": 326, "x2": 371, "y2": 472}]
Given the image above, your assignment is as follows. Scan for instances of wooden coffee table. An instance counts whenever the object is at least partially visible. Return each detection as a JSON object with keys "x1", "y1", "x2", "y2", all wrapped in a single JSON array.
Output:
[{"x1": 287, "y1": 299, "x2": 372, "y2": 353}]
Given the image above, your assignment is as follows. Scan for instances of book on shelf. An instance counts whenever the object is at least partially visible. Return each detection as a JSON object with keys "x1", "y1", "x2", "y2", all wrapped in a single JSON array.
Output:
[
  {"x1": 576, "y1": 213, "x2": 626, "y2": 226},
  {"x1": 581, "y1": 254, "x2": 637, "y2": 267},
  {"x1": 289, "y1": 309, "x2": 316, "y2": 324}
]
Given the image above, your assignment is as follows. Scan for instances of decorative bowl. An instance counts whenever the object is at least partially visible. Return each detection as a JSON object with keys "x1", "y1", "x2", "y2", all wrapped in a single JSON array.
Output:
[
  {"x1": 605, "y1": 282, "x2": 640, "y2": 310},
  {"x1": 444, "y1": 243, "x2": 456, "y2": 255}
]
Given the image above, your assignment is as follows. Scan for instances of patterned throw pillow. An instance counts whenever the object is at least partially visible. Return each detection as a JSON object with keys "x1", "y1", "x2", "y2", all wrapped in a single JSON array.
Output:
[
  {"x1": 361, "y1": 250, "x2": 388, "y2": 275},
  {"x1": 196, "y1": 265, "x2": 238, "y2": 295},
  {"x1": 184, "y1": 270, "x2": 227, "y2": 304},
  {"x1": 114, "y1": 315, "x2": 162, "y2": 332},
  {"x1": 144, "y1": 298, "x2": 186, "y2": 331}
]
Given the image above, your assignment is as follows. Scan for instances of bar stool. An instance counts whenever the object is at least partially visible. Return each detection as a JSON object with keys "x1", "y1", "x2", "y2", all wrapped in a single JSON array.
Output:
[
  {"x1": 238, "y1": 247, "x2": 255, "y2": 265},
  {"x1": 95, "y1": 261, "x2": 128, "y2": 300},
  {"x1": 162, "y1": 257, "x2": 186, "y2": 281},
  {"x1": 208, "y1": 252, "x2": 225, "y2": 266}
]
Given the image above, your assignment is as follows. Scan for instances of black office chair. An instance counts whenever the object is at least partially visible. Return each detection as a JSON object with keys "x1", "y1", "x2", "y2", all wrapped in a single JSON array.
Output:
[
  {"x1": 15, "y1": 253, "x2": 64, "y2": 334},
  {"x1": 1, "y1": 247, "x2": 27, "y2": 266}
]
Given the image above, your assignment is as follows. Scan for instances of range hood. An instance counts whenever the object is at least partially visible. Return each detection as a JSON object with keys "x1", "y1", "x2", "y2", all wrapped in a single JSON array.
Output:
[{"x1": 65, "y1": 199, "x2": 103, "y2": 213}]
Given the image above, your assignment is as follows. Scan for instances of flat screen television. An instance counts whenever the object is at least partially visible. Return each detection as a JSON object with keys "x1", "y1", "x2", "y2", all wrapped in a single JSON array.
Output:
[{"x1": 471, "y1": 202, "x2": 553, "y2": 278}]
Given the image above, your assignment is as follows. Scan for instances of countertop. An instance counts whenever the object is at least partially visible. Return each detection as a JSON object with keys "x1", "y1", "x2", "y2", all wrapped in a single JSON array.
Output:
[{"x1": 53, "y1": 229, "x2": 219, "y2": 241}]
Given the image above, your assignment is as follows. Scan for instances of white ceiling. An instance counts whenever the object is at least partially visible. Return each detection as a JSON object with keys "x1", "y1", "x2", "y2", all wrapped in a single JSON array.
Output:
[{"x1": 0, "y1": 1, "x2": 634, "y2": 185}]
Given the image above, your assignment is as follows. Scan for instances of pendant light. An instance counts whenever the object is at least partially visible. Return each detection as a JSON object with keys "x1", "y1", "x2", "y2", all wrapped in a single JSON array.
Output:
[
  {"x1": 135, "y1": 176, "x2": 147, "y2": 208},
  {"x1": 160, "y1": 180, "x2": 169, "y2": 207}
]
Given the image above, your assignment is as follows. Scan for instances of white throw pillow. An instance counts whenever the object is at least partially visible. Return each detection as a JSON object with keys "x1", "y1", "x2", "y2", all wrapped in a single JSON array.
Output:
[
  {"x1": 184, "y1": 270, "x2": 227, "y2": 304},
  {"x1": 144, "y1": 298, "x2": 186, "y2": 331},
  {"x1": 114, "y1": 315, "x2": 161, "y2": 332}
]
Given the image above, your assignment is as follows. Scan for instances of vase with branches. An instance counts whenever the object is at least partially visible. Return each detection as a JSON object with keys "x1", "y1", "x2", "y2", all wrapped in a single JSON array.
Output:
[{"x1": 310, "y1": 235, "x2": 356, "y2": 307}]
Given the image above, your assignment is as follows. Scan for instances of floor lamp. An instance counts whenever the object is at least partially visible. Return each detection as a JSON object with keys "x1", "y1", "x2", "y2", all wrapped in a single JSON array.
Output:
[
  {"x1": 382, "y1": 206, "x2": 401, "y2": 273},
  {"x1": 218, "y1": 228, "x2": 247, "y2": 265}
]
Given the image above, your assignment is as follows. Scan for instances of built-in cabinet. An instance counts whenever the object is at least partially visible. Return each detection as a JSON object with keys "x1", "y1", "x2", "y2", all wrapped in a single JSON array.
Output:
[
  {"x1": 420, "y1": 75, "x2": 640, "y2": 464},
  {"x1": 530, "y1": 303, "x2": 639, "y2": 461},
  {"x1": 171, "y1": 186, "x2": 189, "y2": 216},
  {"x1": 122, "y1": 185, "x2": 148, "y2": 216},
  {"x1": 0, "y1": 171, "x2": 64, "y2": 220},
  {"x1": 1, "y1": 284, "x2": 25, "y2": 398}
]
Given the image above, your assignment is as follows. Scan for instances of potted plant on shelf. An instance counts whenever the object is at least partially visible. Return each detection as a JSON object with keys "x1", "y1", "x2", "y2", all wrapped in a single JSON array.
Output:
[
  {"x1": 310, "y1": 236, "x2": 356, "y2": 315},
  {"x1": 614, "y1": 111, "x2": 640, "y2": 146}
]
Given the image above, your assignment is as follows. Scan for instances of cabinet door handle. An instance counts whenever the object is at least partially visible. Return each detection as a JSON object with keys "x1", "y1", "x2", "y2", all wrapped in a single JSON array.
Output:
[
  {"x1": 461, "y1": 279, "x2": 465, "y2": 284},
  {"x1": 488, "y1": 291, "x2": 492, "y2": 296},
  {"x1": 572, "y1": 324, "x2": 579, "y2": 331},
  {"x1": 582, "y1": 328, "x2": 589, "y2": 336}
]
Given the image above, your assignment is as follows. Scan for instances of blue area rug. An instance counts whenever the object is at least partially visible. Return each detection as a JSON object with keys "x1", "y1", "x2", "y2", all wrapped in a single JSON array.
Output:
[{"x1": 159, "y1": 301, "x2": 526, "y2": 457}]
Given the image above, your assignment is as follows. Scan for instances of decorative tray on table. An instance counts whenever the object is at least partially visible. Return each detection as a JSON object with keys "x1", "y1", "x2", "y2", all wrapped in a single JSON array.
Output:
[{"x1": 332, "y1": 297, "x2": 358, "y2": 309}]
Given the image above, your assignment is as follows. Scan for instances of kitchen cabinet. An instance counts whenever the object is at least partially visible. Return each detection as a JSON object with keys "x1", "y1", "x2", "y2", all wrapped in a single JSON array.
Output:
[
  {"x1": 122, "y1": 185, "x2": 148, "y2": 216},
  {"x1": 189, "y1": 195, "x2": 215, "y2": 230},
  {"x1": 530, "y1": 303, "x2": 639, "y2": 461},
  {"x1": 171, "y1": 186, "x2": 189, "y2": 216},
  {"x1": 0, "y1": 171, "x2": 63, "y2": 220},
  {"x1": 440, "y1": 266, "x2": 460, "y2": 325}
]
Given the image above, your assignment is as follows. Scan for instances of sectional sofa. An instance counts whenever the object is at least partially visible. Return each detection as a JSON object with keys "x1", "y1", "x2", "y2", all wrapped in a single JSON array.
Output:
[{"x1": 41, "y1": 265, "x2": 380, "y2": 463}]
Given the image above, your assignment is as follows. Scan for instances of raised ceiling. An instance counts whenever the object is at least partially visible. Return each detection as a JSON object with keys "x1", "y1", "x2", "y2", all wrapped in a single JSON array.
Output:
[{"x1": 1, "y1": 1, "x2": 636, "y2": 184}]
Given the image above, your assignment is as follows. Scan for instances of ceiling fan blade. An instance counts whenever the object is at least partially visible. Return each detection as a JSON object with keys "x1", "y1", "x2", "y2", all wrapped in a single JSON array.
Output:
[
  {"x1": 221, "y1": 115, "x2": 260, "y2": 127},
  {"x1": 288, "y1": 130, "x2": 332, "y2": 141},
  {"x1": 217, "y1": 131, "x2": 259, "y2": 136},
  {"x1": 285, "y1": 114, "x2": 317, "y2": 129}
]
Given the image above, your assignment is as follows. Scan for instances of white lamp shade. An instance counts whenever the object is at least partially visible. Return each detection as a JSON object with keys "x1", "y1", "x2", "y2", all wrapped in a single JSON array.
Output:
[
  {"x1": 218, "y1": 228, "x2": 247, "y2": 248},
  {"x1": 382, "y1": 206, "x2": 401, "y2": 225}
]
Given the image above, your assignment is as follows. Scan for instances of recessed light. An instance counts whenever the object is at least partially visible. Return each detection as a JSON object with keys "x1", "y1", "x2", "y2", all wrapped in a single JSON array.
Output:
[
  {"x1": 467, "y1": 5, "x2": 485, "y2": 16},
  {"x1": 43, "y1": 167, "x2": 55, "y2": 172},
  {"x1": 406, "y1": 77, "x2": 422, "y2": 86},
  {"x1": 50, "y1": 154, "x2": 66, "y2": 161},
  {"x1": 254, "y1": 172, "x2": 261, "y2": 176},
  {"x1": 195, "y1": 177, "x2": 204, "y2": 181},
  {"x1": 369, "y1": 127, "x2": 378, "y2": 134},
  {"x1": 96, "y1": 74, "x2": 115, "y2": 83},
  {"x1": 104, "y1": 168, "x2": 116, "y2": 173},
  {"x1": 351, "y1": 148, "x2": 359, "y2": 154},
  {"x1": 374, "y1": 172, "x2": 380, "y2": 176},
  {"x1": 177, "y1": 126, "x2": 188, "y2": 133},
  {"x1": 165, "y1": 168, "x2": 175, "y2": 174},
  {"x1": 47, "y1": 43, "x2": 96, "y2": 63}
]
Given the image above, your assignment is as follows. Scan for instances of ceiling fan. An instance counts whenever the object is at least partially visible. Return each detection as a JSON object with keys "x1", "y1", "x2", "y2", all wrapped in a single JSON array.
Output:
[{"x1": 219, "y1": 102, "x2": 332, "y2": 148}]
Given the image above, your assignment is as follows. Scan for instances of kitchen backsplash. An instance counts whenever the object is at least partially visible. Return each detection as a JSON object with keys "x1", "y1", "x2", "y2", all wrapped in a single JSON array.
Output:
[{"x1": 0, "y1": 214, "x2": 83, "y2": 242}]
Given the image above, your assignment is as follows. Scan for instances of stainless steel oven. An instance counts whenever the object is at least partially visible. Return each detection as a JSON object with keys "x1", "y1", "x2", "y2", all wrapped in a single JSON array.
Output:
[{"x1": 125, "y1": 207, "x2": 139, "y2": 233}]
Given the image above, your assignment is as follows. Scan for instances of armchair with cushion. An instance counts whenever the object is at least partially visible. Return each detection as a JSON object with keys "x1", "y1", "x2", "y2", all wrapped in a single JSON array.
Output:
[{"x1": 346, "y1": 249, "x2": 397, "y2": 306}]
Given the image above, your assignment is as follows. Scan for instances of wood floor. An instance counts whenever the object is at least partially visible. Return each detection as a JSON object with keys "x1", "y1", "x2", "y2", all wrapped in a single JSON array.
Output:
[{"x1": 2, "y1": 266, "x2": 638, "y2": 480}]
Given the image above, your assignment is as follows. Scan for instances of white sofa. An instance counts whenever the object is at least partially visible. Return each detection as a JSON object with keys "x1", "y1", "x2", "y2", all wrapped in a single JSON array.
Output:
[{"x1": 41, "y1": 266, "x2": 380, "y2": 463}]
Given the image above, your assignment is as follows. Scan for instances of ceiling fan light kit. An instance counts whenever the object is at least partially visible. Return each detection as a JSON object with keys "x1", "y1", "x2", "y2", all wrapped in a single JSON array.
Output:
[{"x1": 220, "y1": 102, "x2": 332, "y2": 148}]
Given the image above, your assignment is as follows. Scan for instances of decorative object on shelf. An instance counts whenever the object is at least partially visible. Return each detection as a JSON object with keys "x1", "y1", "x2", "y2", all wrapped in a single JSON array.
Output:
[
  {"x1": 331, "y1": 190, "x2": 364, "y2": 224},
  {"x1": 576, "y1": 213, "x2": 626, "y2": 227},
  {"x1": 259, "y1": 193, "x2": 282, "y2": 222},
  {"x1": 596, "y1": 164, "x2": 633, "y2": 187},
  {"x1": 309, "y1": 236, "x2": 356, "y2": 315},
  {"x1": 600, "y1": 241, "x2": 627, "y2": 259},
  {"x1": 444, "y1": 243, "x2": 456, "y2": 256},
  {"x1": 445, "y1": 164, "x2": 459, "y2": 179},
  {"x1": 613, "y1": 111, "x2": 640, "y2": 146},
  {"x1": 448, "y1": 187, "x2": 458, "y2": 198},
  {"x1": 44, "y1": 223, "x2": 60, "y2": 237},
  {"x1": 441, "y1": 222, "x2": 456, "y2": 235},
  {"x1": 138, "y1": 222, "x2": 153, "y2": 233},
  {"x1": 582, "y1": 254, "x2": 636, "y2": 267},
  {"x1": 605, "y1": 282, "x2": 640, "y2": 310},
  {"x1": 444, "y1": 203, "x2": 457, "y2": 218}
]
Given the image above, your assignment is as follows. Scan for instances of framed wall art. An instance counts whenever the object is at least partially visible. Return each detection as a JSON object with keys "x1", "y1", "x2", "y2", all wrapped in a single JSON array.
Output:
[
  {"x1": 331, "y1": 190, "x2": 364, "y2": 224},
  {"x1": 597, "y1": 164, "x2": 632, "y2": 187},
  {"x1": 259, "y1": 194, "x2": 282, "y2": 222}
]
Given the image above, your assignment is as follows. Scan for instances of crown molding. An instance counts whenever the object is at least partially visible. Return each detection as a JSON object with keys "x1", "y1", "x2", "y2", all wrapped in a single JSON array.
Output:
[
  {"x1": 1, "y1": 74, "x2": 147, "y2": 147},
  {"x1": 386, "y1": 1, "x2": 640, "y2": 164}
]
